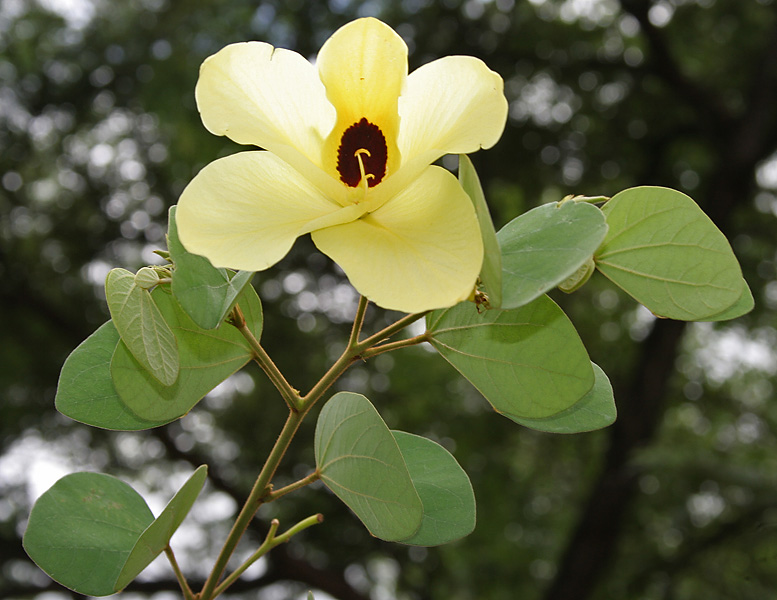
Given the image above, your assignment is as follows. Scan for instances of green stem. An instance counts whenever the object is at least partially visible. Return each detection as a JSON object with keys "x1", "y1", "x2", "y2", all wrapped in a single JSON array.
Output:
[
  {"x1": 205, "y1": 303, "x2": 427, "y2": 598},
  {"x1": 359, "y1": 333, "x2": 430, "y2": 360},
  {"x1": 198, "y1": 409, "x2": 305, "y2": 600},
  {"x1": 298, "y1": 344, "x2": 357, "y2": 411},
  {"x1": 164, "y1": 545, "x2": 194, "y2": 600},
  {"x1": 232, "y1": 304, "x2": 301, "y2": 412},
  {"x1": 265, "y1": 470, "x2": 320, "y2": 503},
  {"x1": 204, "y1": 298, "x2": 375, "y2": 598},
  {"x1": 348, "y1": 295, "x2": 370, "y2": 347},
  {"x1": 213, "y1": 514, "x2": 324, "y2": 598},
  {"x1": 298, "y1": 310, "x2": 430, "y2": 412},
  {"x1": 356, "y1": 310, "x2": 429, "y2": 352},
  {"x1": 252, "y1": 341, "x2": 302, "y2": 411}
]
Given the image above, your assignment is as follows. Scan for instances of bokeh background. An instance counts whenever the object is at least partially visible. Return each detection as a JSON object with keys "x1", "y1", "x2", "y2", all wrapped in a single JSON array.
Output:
[{"x1": 2, "y1": 0, "x2": 777, "y2": 598}]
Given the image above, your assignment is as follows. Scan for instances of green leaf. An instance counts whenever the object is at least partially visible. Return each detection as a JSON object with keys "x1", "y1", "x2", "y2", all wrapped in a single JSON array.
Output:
[
  {"x1": 168, "y1": 205, "x2": 254, "y2": 329},
  {"x1": 700, "y1": 283, "x2": 754, "y2": 321},
  {"x1": 105, "y1": 268, "x2": 180, "y2": 385},
  {"x1": 23, "y1": 472, "x2": 154, "y2": 597},
  {"x1": 427, "y1": 296, "x2": 594, "y2": 419},
  {"x1": 110, "y1": 284, "x2": 262, "y2": 422},
  {"x1": 595, "y1": 186, "x2": 749, "y2": 320},
  {"x1": 507, "y1": 363, "x2": 616, "y2": 433},
  {"x1": 459, "y1": 155, "x2": 502, "y2": 308},
  {"x1": 115, "y1": 465, "x2": 208, "y2": 590},
  {"x1": 239, "y1": 279, "x2": 265, "y2": 340},
  {"x1": 55, "y1": 322, "x2": 175, "y2": 430},
  {"x1": 392, "y1": 431, "x2": 476, "y2": 546},
  {"x1": 497, "y1": 200, "x2": 608, "y2": 309},
  {"x1": 314, "y1": 392, "x2": 423, "y2": 541}
]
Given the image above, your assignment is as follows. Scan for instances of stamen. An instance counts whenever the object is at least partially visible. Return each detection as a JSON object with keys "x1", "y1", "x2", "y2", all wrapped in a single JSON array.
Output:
[{"x1": 354, "y1": 148, "x2": 374, "y2": 194}]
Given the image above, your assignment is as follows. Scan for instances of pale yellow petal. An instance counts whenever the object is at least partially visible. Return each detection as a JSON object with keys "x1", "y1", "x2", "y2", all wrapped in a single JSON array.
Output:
[
  {"x1": 318, "y1": 18, "x2": 406, "y2": 183},
  {"x1": 176, "y1": 152, "x2": 339, "y2": 272},
  {"x1": 195, "y1": 42, "x2": 341, "y2": 198},
  {"x1": 397, "y1": 55, "x2": 508, "y2": 166},
  {"x1": 311, "y1": 166, "x2": 483, "y2": 313},
  {"x1": 318, "y1": 18, "x2": 406, "y2": 129}
]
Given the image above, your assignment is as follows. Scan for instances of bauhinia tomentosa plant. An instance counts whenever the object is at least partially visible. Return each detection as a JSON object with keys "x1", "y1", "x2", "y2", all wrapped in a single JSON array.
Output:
[{"x1": 22, "y1": 17, "x2": 752, "y2": 599}]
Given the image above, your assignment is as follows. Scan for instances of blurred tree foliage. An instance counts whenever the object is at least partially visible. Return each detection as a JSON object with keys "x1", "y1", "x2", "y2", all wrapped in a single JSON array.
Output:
[{"x1": 2, "y1": 0, "x2": 777, "y2": 598}]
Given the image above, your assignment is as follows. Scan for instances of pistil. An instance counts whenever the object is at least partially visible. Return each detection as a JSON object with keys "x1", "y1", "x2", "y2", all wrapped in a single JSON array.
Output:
[{"x1": 354, "y1": 148, "x2": 373, "y2": 197}]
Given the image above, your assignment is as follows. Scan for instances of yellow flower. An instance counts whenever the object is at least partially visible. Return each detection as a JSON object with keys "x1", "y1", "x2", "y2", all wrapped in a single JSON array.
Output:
[{"x1": 176, "y1": 18, "x2": 507, "y2": 313}]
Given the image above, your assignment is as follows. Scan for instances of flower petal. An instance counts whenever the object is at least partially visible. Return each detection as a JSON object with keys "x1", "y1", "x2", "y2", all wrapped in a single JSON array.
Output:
[
  {"x1": 318, "y1": 18, "x2": 407, "y2": 181},
  {"x1": 195, "y1": 42, "x2": 340, "y2": 198},
  {"x1": 311, "y1": 166, "x2": 483, "y2": 313},
  {"x1": 176, "y1": 152, "x2": 339, "y2": 272},
  {"x1": 397, "y1": 55, "x2": 508, "y2": 167},
  {"x1": 318, "y1": 18, "x2": 407, "y2": 133}
]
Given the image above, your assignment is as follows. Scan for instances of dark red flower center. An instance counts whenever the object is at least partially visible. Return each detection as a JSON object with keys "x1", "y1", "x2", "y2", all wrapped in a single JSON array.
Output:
[{"x1": 336, "y1": 118, "x2": 388, "y2": 188}]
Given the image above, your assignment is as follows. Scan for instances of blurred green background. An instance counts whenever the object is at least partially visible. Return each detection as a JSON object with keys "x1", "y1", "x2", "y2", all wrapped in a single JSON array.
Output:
[{"x1": 2, "y1": 0, "x2": 777, "y2": 598}]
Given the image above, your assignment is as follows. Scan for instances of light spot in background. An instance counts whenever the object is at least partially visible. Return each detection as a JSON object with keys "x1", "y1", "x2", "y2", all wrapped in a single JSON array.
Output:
[
  {"x1": 687, "y1": 484, "x2": 726, "y2": 527},
  {"x1": 0, "y1": 436, "x2": 72, "y2": 502},
  {"x1": 407, "y1": 318, "x2": 434, "y2": 352},
  {"x1": 756, "y1": 154, "x2": 777, "y2": 190},
  {"x1": 530, "y1": 558, "x2": 556, "y2": 580},
  {"x1": 647, "y1": 1, "x2": 674, "y2": 27},
  {"x1": 2, "y1": 171, "x2": 23, "y2": 191},
  {"x1": 628, "y1": 305, "x2": 656, "y2": 342},
  {"x1": 82, "y1": 259, "x2": 113, "y2": 291},
  {"x1": 367, "y1": 557, "x2": 401, "y2": 600},
  {"x1": 619, "y1": 13, "x2": 640, "y2": 36},
  {"x1": 283, "y1": 272, "x2": 307, "y2": 295},
  {"x1": 38, "y1": 0, "x2": 96, "y2": 30},
  {"x1": 345, "y1": 563, "x2": 371, "y2": 592},
  {"x1": 559, "y1": 0, "x2": 618, "y2": 26},
  {"x1": 509, "y1": 73, "x2": 579, "y2": 127},
  {"x1": 596, "y1": 80, "x2": 629, "y2": 108},
  {"x1": 691, "y1": 323, "x2": 777, "y2": 385}
]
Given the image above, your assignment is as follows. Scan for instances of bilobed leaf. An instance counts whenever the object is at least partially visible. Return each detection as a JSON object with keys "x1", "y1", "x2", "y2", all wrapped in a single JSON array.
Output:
[
  {"x1": 459, "y1": 155, "x2": 502, "y2": 308},
  {"x1": 110, "y1": 284, "x2": 262, "y2": 422},
  {"x1": 168, "y1": 205, "x2": 254, "y2": 329},
  {"x1": 105, "y1": 268, "x2": 179, "y2": 385},
  {"x1": 55, "y1": 322, "x2": 174, "y2": 430},
  {"x1": 115, "y1": 465, "x2": 208, "y2": 590},
  {"x1": 314, "y1": 392, "x2": 423, "y2": 541},
  {"x1": 427, "y1": 296, "x2": 594, "y2": 419},
  {"x1": 23, "y1": 472, "x2": 154, "y2": 597},
  {"x1": 497, "y1": 200, "x2": 608, "y2": 309},
  {"x1": 392, "y1": 431, "x2": 476, "y2": 546},
  {"x1": 595, "y1": 186, "x2": 749, "y2": 320},
  {"x1": 507, "y1": 363, "x2": 616, "y2": 433}
]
